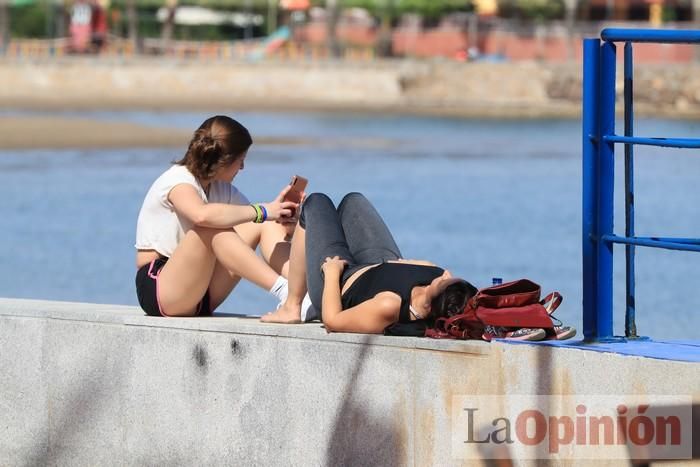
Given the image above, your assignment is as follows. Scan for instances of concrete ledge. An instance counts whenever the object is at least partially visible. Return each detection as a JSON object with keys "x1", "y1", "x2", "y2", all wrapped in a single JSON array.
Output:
[
  {"x1": 1, "y1": 298, "x2": 698, "y2": 466},
  {"x1": 0, "y1": 298, "x2": 491, "y2": 355}
]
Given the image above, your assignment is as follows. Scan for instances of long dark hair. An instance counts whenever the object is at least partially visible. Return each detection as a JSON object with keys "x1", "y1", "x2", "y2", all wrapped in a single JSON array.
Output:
[
  {"x1": 430, "y1": 280, "x2": 477, "y2": 322},
  {"x1": 175, "y1": 115, "x2": 252, "y2": 182}
]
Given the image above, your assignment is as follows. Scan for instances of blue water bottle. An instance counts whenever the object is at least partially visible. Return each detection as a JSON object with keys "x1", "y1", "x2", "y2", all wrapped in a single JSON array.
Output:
[{"x1": 492, "y1": 277, "x2": 503, "y2": 286}]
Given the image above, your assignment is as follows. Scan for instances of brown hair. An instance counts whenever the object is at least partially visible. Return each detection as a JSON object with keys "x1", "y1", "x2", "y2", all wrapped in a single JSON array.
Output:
[
  {"x1": 175, "y1": 115, "x2": 253, "y2": 182},
  {"x1": 430, "y1": 280, "x2": 477, "y2": 322}
]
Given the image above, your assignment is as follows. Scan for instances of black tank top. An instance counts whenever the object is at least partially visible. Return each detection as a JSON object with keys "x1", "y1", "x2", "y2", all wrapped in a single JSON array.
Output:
[{"x1": 341, "y1": 262, "x2": 444, "y2": 323}]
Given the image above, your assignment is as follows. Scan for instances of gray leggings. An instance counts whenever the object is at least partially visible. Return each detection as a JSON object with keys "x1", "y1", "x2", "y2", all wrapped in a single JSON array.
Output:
[{"x1": 299, "y1": 192, "x2": 403, "y2": 311}]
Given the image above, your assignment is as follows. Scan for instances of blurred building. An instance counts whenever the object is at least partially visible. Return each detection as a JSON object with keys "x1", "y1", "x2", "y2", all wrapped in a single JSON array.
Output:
[
  {"x1": 3, "y1": 0, "x2": 699, "y2": 62},
  {"x1": 290, "y1": 0, "x2": 700, "y2": 62}
]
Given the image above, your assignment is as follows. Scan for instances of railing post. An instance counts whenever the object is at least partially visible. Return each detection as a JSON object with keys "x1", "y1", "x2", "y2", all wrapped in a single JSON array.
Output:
[
  {"x1": 584, "y1": 28, "x2": 700, "y2": 343},
  {"x1": 623, "y1": 41, "x2": 638, "y2": 338},
  {"x1": 597, "y1": 40, "x2": 617, "y2": 341},
  {"x1": 582, "y1": 38, "x2": 601, "y2": 342}
]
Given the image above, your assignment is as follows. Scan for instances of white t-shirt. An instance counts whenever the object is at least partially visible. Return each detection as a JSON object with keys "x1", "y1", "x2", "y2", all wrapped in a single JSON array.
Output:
[{"x1": 135, "y1": 164, "x2": 250, "y2": 258}]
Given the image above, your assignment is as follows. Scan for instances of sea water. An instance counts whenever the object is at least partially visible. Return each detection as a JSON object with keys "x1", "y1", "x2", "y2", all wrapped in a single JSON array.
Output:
[{"x1": 1, "y1": 110, "x2": 698, "y2": 339}]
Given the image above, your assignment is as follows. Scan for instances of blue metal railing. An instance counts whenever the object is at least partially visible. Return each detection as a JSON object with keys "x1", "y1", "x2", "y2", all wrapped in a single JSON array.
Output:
[{"x1": 582, "y1": 28, "x2": 700, "y2": 342}]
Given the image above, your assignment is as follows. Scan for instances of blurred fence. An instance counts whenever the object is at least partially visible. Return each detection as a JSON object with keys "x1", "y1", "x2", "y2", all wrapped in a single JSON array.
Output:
[
  {"x1": 1, "y1": 21, "x2": 698, "y2": 63},
  {"x1": 0, "y1": 36, "x2": 375, "y2": 62}
]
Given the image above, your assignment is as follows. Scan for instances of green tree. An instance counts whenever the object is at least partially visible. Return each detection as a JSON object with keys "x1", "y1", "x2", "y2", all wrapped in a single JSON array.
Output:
[
  {"x1": 310, "y1": 0, "x2": 472, "y2": 20},
  {"x1": 126, "y1": 0, "x2": 140, "y2": 50},
  {"x1": 326, "y1": 0, "x2": 341, "y2": 56},
  {"x1": 0, "y1": 1, "x2": 9, "y2": 51},
  {"x1": 160, "y1": 0, "x2": 178, "y2": 45},
  {"x1": 9, "y1": 3, "x2": 47, "y2": 38},
  {"x1": 514, "y1": 0, "x2": 563, "y2": 20},
  {"x1": 395, "y1": 0, "x2": 472, "y2": 20},
  {"x1": 562, "y1": 0, "x2": 578, "y2": 59}
]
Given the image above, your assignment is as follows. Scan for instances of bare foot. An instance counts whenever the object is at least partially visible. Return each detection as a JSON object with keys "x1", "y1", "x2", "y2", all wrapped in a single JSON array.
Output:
[{"x1": 260, "y1": 301, "x2": 302, "y2": 324}]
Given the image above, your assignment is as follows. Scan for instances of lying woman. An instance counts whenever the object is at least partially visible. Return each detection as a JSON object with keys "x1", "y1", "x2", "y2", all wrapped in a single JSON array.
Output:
[{"x1": 261, "y1": 192, "x2": 477, "y2": 333}]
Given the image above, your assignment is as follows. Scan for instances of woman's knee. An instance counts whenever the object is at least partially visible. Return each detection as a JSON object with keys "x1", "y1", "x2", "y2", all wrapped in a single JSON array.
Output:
[
  {"x1": 337, "y1": 192, "x2": 369, "y2": 216},
  {"x1": 303, "y1": 192, "x2": 334, "y2": 209},
  {"x1": 189, "y1": 224, "x2": 218, "y2": 241},
  {"x1": 189, "y1": 225, "x2": 236, "y2": 247},
  {"x1": 299, "y1": 192, "x2": 334, "y2": 228}
]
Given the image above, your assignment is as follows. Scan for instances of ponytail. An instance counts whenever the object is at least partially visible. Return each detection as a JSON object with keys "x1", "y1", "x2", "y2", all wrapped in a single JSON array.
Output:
[{"x1": 175, "y1": 115, "x2": 252, "y2": 182}]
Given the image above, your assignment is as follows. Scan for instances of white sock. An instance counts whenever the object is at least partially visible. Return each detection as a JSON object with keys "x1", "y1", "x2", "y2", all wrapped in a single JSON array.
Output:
[
  {"x1": 268, "y1": 276, "x2": 289, "y2": 303},
  {"x1": 300, "y1": 293, "x2": 314, "y2": 322}
]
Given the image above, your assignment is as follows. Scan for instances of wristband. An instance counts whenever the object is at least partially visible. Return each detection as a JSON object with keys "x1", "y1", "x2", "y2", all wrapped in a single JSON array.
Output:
[
  {"x1": 260, "y1": 204, "x2": 268, "y2": 222},
  {"x1": 251, "y1": 204, "x2": 263, "y2": 223}
]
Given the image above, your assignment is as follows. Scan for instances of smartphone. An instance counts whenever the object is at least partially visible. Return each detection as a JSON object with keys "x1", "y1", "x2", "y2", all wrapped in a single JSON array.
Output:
[{"x1": 284, "y1": 175, "x2": 308, "y2": 216}]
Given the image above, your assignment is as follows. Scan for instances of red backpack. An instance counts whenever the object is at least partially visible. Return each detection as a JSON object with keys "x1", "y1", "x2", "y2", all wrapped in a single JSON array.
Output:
[{"x1": 425, "y1": 279, "x2": 561, "y2": 341}]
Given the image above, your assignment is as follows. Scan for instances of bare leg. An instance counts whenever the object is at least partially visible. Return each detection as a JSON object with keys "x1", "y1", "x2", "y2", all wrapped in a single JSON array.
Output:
[
  {"x1": 258, "y1": 221, "x2": 291, "y2": 278},
  {"x1": 208, "y1": 262, "x2": 242, "y2": 313},
  {"x1": 208, "y1": 223, "x2": 262, "y2": 312},
  {"x1": 159, "y1": 226, "x2": 281, "y2": 317},
  {"x1": 260, "y1": 223, "x2": 306, "y2": 323},
  {"x1": 205, "y1": 221, "x2": 294, "y2": 313},
  {"x1": 233, "y1": 221, "x2": 263, "y2": 249}
]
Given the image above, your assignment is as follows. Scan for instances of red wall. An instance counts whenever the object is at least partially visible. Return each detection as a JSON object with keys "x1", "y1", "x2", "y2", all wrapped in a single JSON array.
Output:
[{"x1": 296, "y1": 22, "x2": 698, "y2": 62}]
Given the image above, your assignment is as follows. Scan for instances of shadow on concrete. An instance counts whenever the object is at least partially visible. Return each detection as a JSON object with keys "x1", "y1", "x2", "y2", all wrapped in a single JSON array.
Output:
[
  {"x1": 533, "y1": 343, "x2": 555, "y2": 467},
  {"x1": 325, "y1": 337, "x2": 405, "y2": 467},
  {"x1": 472, "y1": 344, "x2": 553, "y2": 466},
  {"x1": 629, "y1": 403, "x2": 699, "y2": 466},
  {"x1": 214, "y1": 313, "x2": 271, "y2": 319},
  {"x1": 521, "y1": 344, "x2": 698, "y2": 466},
  {"x1": 469, "y1": 344, "x2": 552, "y2": 466},
  {"x1": 22, "y1": 358, "x2": 107, "y2": 467}
]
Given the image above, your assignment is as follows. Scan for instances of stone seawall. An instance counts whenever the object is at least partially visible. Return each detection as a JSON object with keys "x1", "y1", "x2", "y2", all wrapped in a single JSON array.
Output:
[
  {"x1": 2, "y1": 59, "x2": 700, "y2": 119},
  {"x1": 1, "y1": 298, "x2": 698, "y2": 466}
]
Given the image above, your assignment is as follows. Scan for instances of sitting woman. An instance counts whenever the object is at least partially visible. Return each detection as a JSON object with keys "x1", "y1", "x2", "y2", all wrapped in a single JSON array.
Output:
[
  {"x1": 135, "y1": 115, "x2": 299, "y2": 317},
  {"x1": 261, "y1": 192, "x2": 477, "y2": 333}
]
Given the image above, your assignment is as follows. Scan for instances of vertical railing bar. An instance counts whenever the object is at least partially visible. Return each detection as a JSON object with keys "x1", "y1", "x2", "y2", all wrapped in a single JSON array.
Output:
[
  {"x1": 598, "y1": 40, "x2": 617, "y2": 341},
  {"x1": 623, "y1": 41, "x2": 638, "y2": 338},
  {"x1": 582, "y1": 38, "x2": 602, "y2": 342}
]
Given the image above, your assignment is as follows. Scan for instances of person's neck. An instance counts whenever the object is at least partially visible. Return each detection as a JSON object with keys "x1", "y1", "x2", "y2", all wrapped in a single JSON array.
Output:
[{"x1": 200, "y1": 178, "x2": 211, "y2": 193}]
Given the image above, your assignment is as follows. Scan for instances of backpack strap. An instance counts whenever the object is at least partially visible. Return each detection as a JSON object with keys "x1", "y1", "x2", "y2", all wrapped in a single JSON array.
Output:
[
  {"x1": 540, "y1": 292, "x2": 562, "y2": 314},
  {"x1": 425, "y1": 317, "x2": 456, "y2": 339},
  {"x1": 444, "y1": 313, "x2": 484, "y2": 340},
  {"x1": 540, "y1": 292, "x2": 563, "y2": 327}
]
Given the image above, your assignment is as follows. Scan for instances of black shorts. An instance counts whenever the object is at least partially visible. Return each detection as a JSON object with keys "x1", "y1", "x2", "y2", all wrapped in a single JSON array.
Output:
[{"x1": 135, "y1": 257, "x2": 211, "y2": 317}]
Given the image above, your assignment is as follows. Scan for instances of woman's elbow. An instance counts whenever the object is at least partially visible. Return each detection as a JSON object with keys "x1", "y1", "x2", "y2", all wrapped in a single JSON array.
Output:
[
  {"x1": 322, "y1": 316, "x2": 338, "y2": 333},
  {"x1": 190, "y1": 209, "x2": 210, "y2": 227}
]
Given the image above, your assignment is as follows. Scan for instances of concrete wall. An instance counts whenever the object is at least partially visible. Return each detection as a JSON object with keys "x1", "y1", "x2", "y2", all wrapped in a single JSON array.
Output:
[{"x1": 1, "y1": 298, "x2": 698, "y2": 466}]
